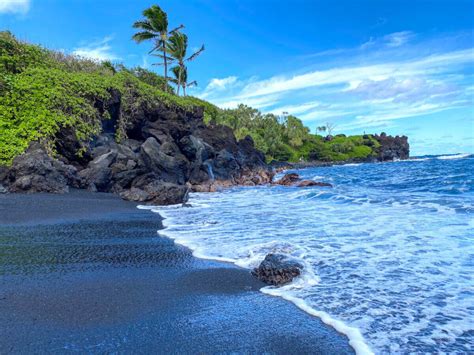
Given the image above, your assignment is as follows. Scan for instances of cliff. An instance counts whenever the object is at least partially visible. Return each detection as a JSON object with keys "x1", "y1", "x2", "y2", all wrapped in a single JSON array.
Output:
[
  {"x1": 0, "y1": 99, "x2": 272, "y2": 205},
  {"x1": 372, "y1": 133, "x2": 410, "y2": 161}
]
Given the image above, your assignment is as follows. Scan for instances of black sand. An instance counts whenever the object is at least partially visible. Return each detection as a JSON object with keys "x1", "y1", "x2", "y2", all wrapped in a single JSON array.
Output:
[{"x1": 0, "y1": 190, "x2": 354, "y2": 354}]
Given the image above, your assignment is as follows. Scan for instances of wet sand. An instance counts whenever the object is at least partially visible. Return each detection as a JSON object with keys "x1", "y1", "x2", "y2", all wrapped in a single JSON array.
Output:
[{"x1": 0, "y1": 190, "x2": 354, "y2": 354}]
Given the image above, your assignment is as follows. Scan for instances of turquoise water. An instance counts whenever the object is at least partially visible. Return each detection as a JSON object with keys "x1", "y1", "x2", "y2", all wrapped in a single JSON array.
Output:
[{"x1": 149, "y1": 154, "x2": 474, "y2": 354}]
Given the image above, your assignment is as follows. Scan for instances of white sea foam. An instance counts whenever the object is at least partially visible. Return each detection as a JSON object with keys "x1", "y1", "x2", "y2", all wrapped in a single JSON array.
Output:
[
  {"x1": 140, "y1": 159, "x2": 474, "y2": 353},
  {"x1": 437, "y1": 153, "x2": 472, "y2": 160},
  {"x1": 151, "y1": 205, "x2": 373, "y2": 355},
  {"x1": 408, "y1": 157, "x2": 431, "y2": 161},
  {"x1": 339, "y1": 163, "x2": 362, "y2": 167}
]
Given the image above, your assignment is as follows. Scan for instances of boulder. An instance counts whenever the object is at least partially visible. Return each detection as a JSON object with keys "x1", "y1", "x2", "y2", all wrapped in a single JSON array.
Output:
[
  {"x1": 78, "y1": 167, "x2": 112, "y2": 191},
  {"x1": 89, "y1": 150, "x2": 117, "y2": 170},
  {"x1": 252, "y1": 254, "x2": 304, "y2": 286},
  {"x1": 178, "y1": 135, "x2": 214, "y2": 162},
  {"x1": 274, "y1": 173, "x2": 332, "y2": 188},
  {"x1": 2, "y1": 142, "x2": 79, "y2": 193},
  {"x1": 119, "y1": 187, "x2": 150, "y2": 202},
  {"x1": 212, "y1": 149, "x2": 240, "y2": 180},
  {"x1": 275, "y1": 173, "x2": 301, "y2": 186},
  {"x1": 140, "y1": 137, "x2": 189, "y2": 184},
  {"x1": 129, "y1": 172, "x2": 188, "y2": 205},
  {"x1": 121, "y1": 181, "x2": 188, "y2": 205}
]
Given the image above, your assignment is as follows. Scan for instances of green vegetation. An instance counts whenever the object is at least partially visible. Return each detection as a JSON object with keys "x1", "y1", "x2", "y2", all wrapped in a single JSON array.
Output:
[
  {"x1": 0, "y1": 31, "x2": 214, "y2": 164},
  {"x1": 0, "y1": 3, "x2": 381, "y2": 166},
  {"x1": 209, "y1": 104, "x2": 380, "y2": 163}
]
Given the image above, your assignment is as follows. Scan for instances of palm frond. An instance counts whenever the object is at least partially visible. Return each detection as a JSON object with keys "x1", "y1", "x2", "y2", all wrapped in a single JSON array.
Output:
[
  {"x1": 169, "y1": 24, "x2": 185, "y2": 34},
  {"x1": 143, "y1": 5, "x2": 168, "y2": 33},
  {"x1": 186, "y1": 45, "x2": 205, "y2": 61},
  {"x1": 132, "y1": 31, "x2": 157, "y2": 43},
  {"x1": 148, "y1": 41, "x2": 165, "y2": 54},
  {"x1": 151, "y1": 53, "x2": 176, "y2": 61},
  {"x1": 167, "y1": 31, "x2": 188, "y2": 61},
  {"x1": 170, "y1": 65, "x2": 181, "y2": 79},
  {"x1": 132, "y1": 20, "x2": 154, "y2": 31},
  {"x1": 187, "y1": 80, "x2": 197, "y2": 87}
]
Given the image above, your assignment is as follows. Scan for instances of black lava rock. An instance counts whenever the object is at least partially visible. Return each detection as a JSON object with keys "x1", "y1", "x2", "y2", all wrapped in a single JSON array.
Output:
[{"x1": 252, "y1": 253, "x2": 304, "y2": 286}]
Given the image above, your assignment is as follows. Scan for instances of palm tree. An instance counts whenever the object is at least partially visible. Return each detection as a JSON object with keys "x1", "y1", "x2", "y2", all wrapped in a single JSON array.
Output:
[
  {"x1": 167, "y1": 31, "x2": 204, "y2": 95},
  {"x1": 170, "y1": 66, "x2": 197, "y2": 96},
  {"x1": 132, "y1": 5, "x2": 183, "y2": 92}
]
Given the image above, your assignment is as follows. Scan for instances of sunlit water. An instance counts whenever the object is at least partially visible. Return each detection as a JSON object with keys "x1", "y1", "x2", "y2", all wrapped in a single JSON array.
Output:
[{"x1": 144, "y1": 154, "x2": 474, "y2": 354}]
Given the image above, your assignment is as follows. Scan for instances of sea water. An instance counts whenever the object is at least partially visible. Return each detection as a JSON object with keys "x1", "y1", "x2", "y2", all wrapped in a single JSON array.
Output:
[{"x1": 142, "y1": 154, "x2": 474, "y2": 354}]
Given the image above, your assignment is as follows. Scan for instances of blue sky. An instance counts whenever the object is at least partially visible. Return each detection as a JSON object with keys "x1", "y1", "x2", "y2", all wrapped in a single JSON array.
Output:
[{"x1": 1, "y1": 0, "x2": 473, "y2": 155}]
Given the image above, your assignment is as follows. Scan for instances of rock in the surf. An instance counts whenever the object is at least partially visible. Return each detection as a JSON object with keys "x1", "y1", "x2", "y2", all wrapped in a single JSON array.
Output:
[
  {"x1": 297, "y1": 180, "x2": 332, "y2": 188},
  {"x1": 274, "y1": 173, "x2": 332, "y2": 188},
  {"x1": 274, "y1": 173, "x2": 301, "y2": 186},
  {"x1": 252, "y1": 253, "x2": 304, "y2": 286}
]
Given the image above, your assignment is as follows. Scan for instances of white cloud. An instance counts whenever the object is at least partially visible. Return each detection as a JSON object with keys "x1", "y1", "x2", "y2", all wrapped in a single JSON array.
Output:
[
  {"x1": 0, "y1": 0, "x2": 29, "y2": 14},
  {"x1": 200, "y1": 31, "x2": 473, "y2": 134},
  {"x1": 348, "y1": 77, "x2": 455, "y2": 103},
  {"x1": 234, "y1": 48, "x2": 473, "y2": 99},
  {"x1": 383, "y1": 31, "x2": 415, "y2": 47},
  {"x1": 72, "y1": 36, "x2": 120, "y2": 62},
  {"x1": 214, "y1": 93, "x2": 279, "y2": 109},
  {"x1": 270, "y1": 101, "x2": 325, "y2": 116},
  {"x1": 205, "y1": 76, "x2": 238, "y2": 91}
]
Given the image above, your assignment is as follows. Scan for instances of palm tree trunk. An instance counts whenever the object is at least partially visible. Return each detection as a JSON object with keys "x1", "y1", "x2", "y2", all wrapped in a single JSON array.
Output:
[
  {"x1": 163, "y1": 42, "x2": 168, "y2": 93},
  {"x1": 177, "y1": 65, "x2": 183, "y2": 96},
  {"x1": 183, "y1": 84, "x2": 186, "y2": 96}
]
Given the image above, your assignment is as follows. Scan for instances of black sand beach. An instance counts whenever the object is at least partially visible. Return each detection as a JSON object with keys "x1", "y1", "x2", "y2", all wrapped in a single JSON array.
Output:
[{"x1": 0, "y1": 190, "x2": 353, "y2": 354}]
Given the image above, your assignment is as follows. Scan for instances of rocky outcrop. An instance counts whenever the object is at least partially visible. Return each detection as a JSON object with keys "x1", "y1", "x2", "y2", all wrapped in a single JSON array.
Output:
[
  {"x1": 373, "y1": 133, "x2": 409, "y2": 161},
  {"x1": 0, "y1": 98, "x2": 273, "y2": 205},
  {"x1": 274, "y1": 173, "x2": 332, "y2": 188},
  {"x1": 252, "y1": 253, "x2": 304, "y2": 286},
  {"x1": 0, "y1": 142, "x2": 80, "y2": 193}
]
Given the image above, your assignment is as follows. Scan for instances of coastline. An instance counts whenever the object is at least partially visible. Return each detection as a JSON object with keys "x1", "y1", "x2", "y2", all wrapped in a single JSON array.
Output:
[{"x1": 0, "y1": 190, "x2": 354, "y2": 354}]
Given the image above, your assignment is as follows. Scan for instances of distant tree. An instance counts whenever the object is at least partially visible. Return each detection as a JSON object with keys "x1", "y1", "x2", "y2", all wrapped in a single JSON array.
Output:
[
  {"x1": 317, "y1": 125, "x2": 327, "y2": 134},
  {"x1": 285, "y1": 115, "x2": 309, "y2": 148},
  {"x1": 166, "y1": 31, "x2": 204, "y2": 95},
  {"x1": 132, "y1": 5, "x2": 183, "y2": 92},
  {"x1": 101, "y1": 60, "x2": 116, "y2": 74},
  {"x1": 325, "y1": 122, "x2": 337, "y2": 136}
]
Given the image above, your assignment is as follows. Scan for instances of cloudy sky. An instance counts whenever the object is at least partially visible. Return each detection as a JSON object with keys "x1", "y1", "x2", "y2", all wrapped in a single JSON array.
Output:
[{"x1": 1, "y1": 0, "x2": 473, "y2": 155}]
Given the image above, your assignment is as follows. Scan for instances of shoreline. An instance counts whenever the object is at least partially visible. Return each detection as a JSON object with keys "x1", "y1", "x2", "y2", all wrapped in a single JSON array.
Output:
[
  {"x1": 0, "y1": 190, "x2": 354, "y2": 354},
  {"x1": 149, "y1": 198, "x2": 373, "y2": 355}
]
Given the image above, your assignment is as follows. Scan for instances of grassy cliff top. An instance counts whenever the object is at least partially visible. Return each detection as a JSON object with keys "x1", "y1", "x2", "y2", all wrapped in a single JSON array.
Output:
[{"x1": 0, "y1": 31, "x2": 219, "y2": 165}]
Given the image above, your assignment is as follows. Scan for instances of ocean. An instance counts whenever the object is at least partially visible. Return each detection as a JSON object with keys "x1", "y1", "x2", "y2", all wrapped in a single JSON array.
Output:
[{"x1": 142, "y1": 153, "x2": 473, "y2": 354}]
